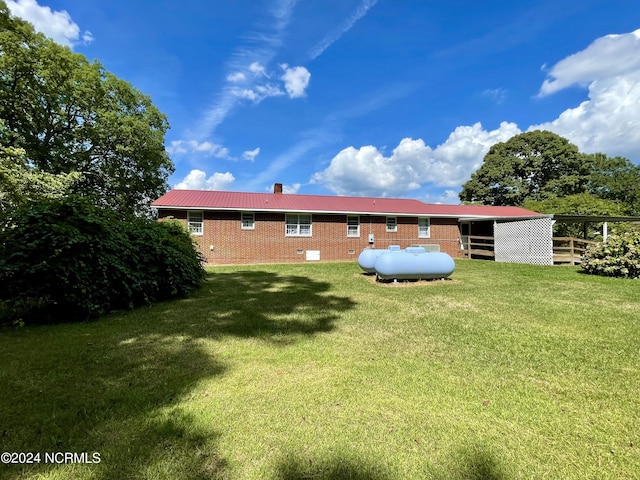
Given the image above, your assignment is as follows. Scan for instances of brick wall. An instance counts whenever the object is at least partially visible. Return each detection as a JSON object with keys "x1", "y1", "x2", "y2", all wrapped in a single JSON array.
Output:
[{"x1": 158, "y1": 210, "x2": 464, "y2": 264}]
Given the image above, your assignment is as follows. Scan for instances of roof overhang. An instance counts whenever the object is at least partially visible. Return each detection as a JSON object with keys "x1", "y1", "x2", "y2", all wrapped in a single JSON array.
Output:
[
  {"x1": 551, "y1": 214, "x2": 640, "y2": 223},
  {"x1": 458, "y1": 215, "x2": 551, "y2": 222},
  {"x1": 153, "y1": 204, "x2": 542, "y2": 219}
]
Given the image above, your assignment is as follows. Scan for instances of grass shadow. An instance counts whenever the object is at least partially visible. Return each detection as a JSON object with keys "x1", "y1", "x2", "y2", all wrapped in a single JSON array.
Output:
[
  {"x1": 1, "y1": 269, "x2": 355, "y2": 479},
  {"x1": 273, "y1": 455, "x2": 393, "y2": 480},
  {"x1": 430, "y1": 444, "x2": 509, "y2": 480},
  {"x1": 272, "y1": 444, "x2": 507, "y2": 480},
  {"x1": 154, "y1": 271, "x2": 356, "y2": 343},
  {"x1": 0, "y1": 330, "x2": 227, "y2": 480}
]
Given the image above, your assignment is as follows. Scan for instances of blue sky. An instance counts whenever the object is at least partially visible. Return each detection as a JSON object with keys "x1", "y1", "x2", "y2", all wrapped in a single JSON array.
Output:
[{"x1": 7, "y1": 0, "x2": 640, "y2": 202}]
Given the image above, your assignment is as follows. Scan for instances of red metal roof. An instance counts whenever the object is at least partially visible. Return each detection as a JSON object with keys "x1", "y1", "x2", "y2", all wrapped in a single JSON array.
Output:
[{"x1": 151, "y1": 189, "x2": 542, "y2": 219}]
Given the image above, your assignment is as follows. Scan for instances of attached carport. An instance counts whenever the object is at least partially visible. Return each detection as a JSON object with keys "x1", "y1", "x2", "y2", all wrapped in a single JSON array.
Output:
[
  {"x1": 460, "y1": 215, "x2": 554, "y2": 265},
  {"x1": 460, "y1": 214, "x2": 640, "y2": 266}
]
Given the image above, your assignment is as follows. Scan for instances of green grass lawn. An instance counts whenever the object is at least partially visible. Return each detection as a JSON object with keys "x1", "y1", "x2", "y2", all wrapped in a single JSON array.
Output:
[{"x1": 1, "y1": 260, "x2": 639, "y2": 479}]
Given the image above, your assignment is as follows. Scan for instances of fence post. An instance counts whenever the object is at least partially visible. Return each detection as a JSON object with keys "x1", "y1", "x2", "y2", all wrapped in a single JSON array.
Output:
[{"x1": 569, "y1": 238, "x2": 575, "y2": 265}]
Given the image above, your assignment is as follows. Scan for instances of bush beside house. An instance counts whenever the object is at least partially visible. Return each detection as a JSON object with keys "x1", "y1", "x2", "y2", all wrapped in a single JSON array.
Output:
[
  {"x1": 581, "y1": 232, "x2": 640, "y2": 279},
  {"x1": 0, "y1": 196, "x2": 205, "y2": 324}
]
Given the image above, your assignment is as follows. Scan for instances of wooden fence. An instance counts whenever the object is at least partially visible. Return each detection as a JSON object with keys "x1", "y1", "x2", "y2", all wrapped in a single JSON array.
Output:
[
  {"x1": 463, "y1": 235, "x2": 598, "y2": 265},
  {"x1": 462, "y1": 235, "x2": 495, "y2": 259},
  {"x1": 552, "y1": 237, "x2": 598, "y2": 265}
]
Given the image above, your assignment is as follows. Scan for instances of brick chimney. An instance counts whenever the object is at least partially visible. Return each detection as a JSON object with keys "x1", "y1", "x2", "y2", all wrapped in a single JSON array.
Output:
[{"x1": 274, "y1": 183, "x2": 283, "y2": 194}]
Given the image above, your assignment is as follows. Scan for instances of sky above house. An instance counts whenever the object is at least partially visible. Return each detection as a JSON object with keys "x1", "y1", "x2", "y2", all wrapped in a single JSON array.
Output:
[{"x1": 7, "y1": 0, "x2": 640, "y2": 203}]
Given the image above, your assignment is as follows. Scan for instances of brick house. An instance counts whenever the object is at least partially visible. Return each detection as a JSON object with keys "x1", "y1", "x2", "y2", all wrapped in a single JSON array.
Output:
[{"x1": 151, "y1": 184, "x2": 542, "y2": 265}]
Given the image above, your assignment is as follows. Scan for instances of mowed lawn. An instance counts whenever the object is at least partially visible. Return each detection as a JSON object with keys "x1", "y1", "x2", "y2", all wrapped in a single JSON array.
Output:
[{"x1": 1, "y1": 260, "x2": 639, "y2": 479}]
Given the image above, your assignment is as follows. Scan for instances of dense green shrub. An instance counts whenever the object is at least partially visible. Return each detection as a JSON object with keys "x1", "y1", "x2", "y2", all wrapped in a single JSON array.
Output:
[
  {"x1": 581, "y1": 232, "x2": 640, "y2": 279},
  {"x1": 0, "y1": 196, "x2": 205, "y2": 323}
]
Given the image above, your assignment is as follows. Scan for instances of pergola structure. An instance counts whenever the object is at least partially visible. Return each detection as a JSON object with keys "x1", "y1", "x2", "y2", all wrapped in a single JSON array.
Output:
[{"x1": 552, "y1": 214, "x2": 640, "y2": 241}]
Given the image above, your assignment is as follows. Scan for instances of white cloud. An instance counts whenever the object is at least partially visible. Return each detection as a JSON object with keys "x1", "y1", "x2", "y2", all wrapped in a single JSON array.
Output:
[
  {"x1": 249, "y1": 61, "x2": 268, "y2": 77},
  {"x1": 229, "y1": 69, "x2": 308, "y2": 102},
  {"x1": 539, "y1": 29, "x2": 640, "y2": 96},
  {"x1": 531, "y1": 73, "x2": 640, "y2": 158},
  {"x1": 167, "y1": 140, "x2": 230, "y2": 158},
  {"x1": 280, "y1": 64, "x2": 311, "y2": 98},
  {"x1": 230, "y1": 84, "x2": 285, "y2": 103},
  {"x1": 482, "y1": 88, "x2": 508, "y2": 104},
  {"x1": 311, "y1": 122, "x2": 520, "y2": 197},
  {"x1": 81, "y1": 31, "x2": 94, "y2": 44},
  {"x1": 311, "y1": 29, "x2": 640, "y2": 199},
  {"x1": 532, "y1": 29, "x2": 640, "y2": 159},
  {"x1": 265, "y1": 183, "x2": 301, "y2": 194},
  {"x1": 283, "y1": 183, "x2": 301, "y2": 194},
  {"x1": 166, "y1": 141, "x2": 188, "y2": 155},
  {"x1": 309, "y1": 0, "x2": 378, "y2": 59},
  {"x1": 227, "y1": 72, "x2": 247, "y2": 82},
  {"x1": 311, "y1": 141, "x2": 425, "y2": 197},
  {"x1": 255, "y1": 83, "x2": 286, "y2": 98},
  {"x1": 174, "y1": 170, "x2": 235, "y2": 190},
  {"x1": 435, "y1": 122, "x2": 521, "y2": 183},
  {"x1": 243, "y1": 147, "x2": 260, "y2": 161},
  {"x1": 422, "y1": 189, "x2": 461, "y2": 205},
  {"x1": 198, "y1": 0, "x2": 297, "y2": 137},
  {"x1": 230, "y1": 88, "x2": 259, "y2": 101},
  {"x1": 436, "y1": 190, "x2": 461, "y2": 204},
  {"x1": 6, "y1": 0, "x2": 93, "y2": 47}
]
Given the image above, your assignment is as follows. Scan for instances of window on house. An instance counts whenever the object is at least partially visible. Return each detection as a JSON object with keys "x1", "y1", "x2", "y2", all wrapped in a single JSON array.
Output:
[
  {"x1": 285, "y1": 214, "x2": 312, "y2": 236},
  {"x1": 418, "y1": 217, "x2": 430, "y2": 238},
  {"x1": 187, "y1": 211, "x2": 203, "y2": 235},
  {"x1": 241, "y1": 212, "x2": 255, "y2": 230},
  {"x1": 386, "y1": 216, "x2": 397, "y2": 232},
  {"x1": 347, "y1": 215, "x2": 360, "y2": 237}
]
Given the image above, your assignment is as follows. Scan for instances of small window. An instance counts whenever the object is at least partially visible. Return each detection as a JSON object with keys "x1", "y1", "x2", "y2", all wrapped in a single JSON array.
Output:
[
  {"x1": 418, "y1": 217, "x2": 430, "y2": 238},
  {"x1": 286, "y1": 214, "x2": 312, "y2": 237},
  {"x1": 386, "y1": 216, "x2": 397, "y2": 232},
  {"x1": 347, "y1": 215, "x2": 360, "y2": 237},
  {"x1": 241, "y1": 212, "x2": 255, "y2": 230},
  {"x1": 187, "y1": 211, "x2": 203, "y2": 235}
]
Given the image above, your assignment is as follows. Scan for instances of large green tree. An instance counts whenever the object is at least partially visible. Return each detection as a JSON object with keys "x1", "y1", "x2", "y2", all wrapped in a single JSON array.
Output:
[
  {"x1": 459, "y1": 130, "x2": 588, "y2": 206},
  {"x1": 0, "y1": 2, "x2": 173, "y2": 216},
  {"x1": 0, "y1": 143, "x2": 80, "y2": 214},
  {"x1": 584, "y1": 153, "x2": 640, "y2": 215}
]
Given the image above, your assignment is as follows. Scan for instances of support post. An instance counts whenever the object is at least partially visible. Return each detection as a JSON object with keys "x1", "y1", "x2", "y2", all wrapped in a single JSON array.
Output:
[{"x1": 569, "y1": 237, "x2": 575, "y2": 265}]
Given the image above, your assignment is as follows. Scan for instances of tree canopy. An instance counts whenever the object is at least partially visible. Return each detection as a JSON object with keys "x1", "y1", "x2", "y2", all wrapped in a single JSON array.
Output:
[
  {"x1": 459, "y1": 130, "x2": 588, "y2": 206},
  {"x1": 460, "y1": 130, "x2": 640, "y2": 215},
  {"x1": 584, "y1": 153, "x2": 640, "y2": 215},
  {"x1": 0, "y1": 1, "x2": 173, "y2": 215},
  {"x1": 0, "y1": 141, "x2": 80, "y2": 214}
]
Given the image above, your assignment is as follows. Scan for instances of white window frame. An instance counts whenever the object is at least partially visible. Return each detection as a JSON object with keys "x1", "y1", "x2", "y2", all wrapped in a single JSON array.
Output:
[
  {"x1": 187, "y1": 210, "x2": 203, "y2": 235},
  {"x1": 386, "y1": 216, "x2": 397, "y2": 232},
  {"x1": 347, "y1": 215, "x2": 360, "y2": 237},
  {"x1": 241, "y1": 212, "x2": 255, "y2": 230},
  {"x1": 285, "y1": 214, "x2": 312, "y2": 237},
  {"x1": 418, "y1": 217, "x2": 431, "y2": 238}
]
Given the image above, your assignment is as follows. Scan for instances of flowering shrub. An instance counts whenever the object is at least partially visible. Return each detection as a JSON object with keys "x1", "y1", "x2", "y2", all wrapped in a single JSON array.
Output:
[{"x1": 581, "y1": 232, "x2": 640, "y2": 279}]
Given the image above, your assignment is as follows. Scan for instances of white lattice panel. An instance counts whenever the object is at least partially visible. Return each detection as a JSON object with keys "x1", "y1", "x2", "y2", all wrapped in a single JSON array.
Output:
[{"x1": 494, "y1": 218, "x2": 553, "y2": 265}]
